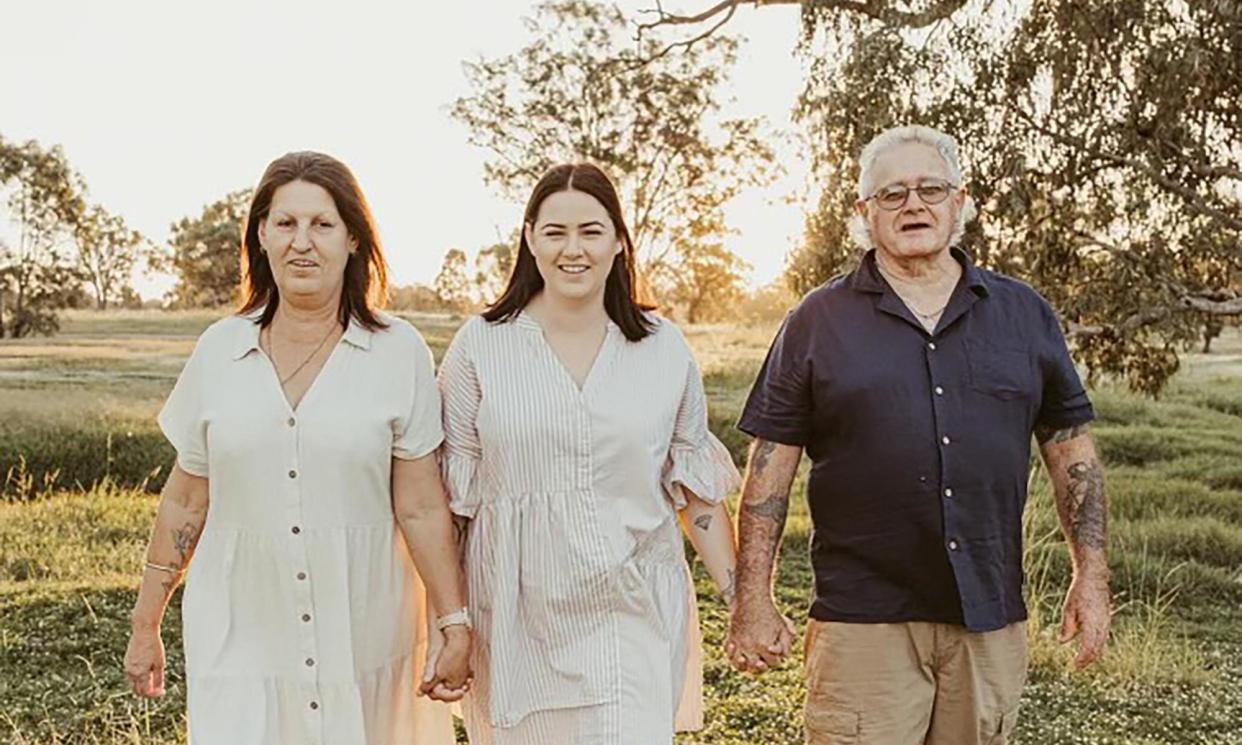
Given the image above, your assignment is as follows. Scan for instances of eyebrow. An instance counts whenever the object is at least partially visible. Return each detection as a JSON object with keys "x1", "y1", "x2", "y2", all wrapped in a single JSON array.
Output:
[
  {"x1": 540, "y1": 220, "x2": 607, "y2": 229},
  {"x1": 271, "y1": 210, "x2": 337, "y2": 219}
]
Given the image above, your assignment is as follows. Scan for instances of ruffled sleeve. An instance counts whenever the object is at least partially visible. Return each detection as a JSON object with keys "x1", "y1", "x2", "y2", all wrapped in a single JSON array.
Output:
[
  {"x1": 661, "y1": 355, "x2": 742, "y2": 509},
  {"x1": 437, "y1": 322, "x2": 484, "y2": 519}
]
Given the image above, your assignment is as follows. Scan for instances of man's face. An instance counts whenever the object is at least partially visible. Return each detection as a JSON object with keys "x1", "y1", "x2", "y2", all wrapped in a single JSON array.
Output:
[{"x1": 856, "y1": 142, "x2": 965, "y2": 260}]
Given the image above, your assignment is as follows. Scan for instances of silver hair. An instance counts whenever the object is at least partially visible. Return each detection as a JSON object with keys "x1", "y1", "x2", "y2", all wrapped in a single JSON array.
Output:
[{"x1": 847, "y1": 125, "x2": 977, "y2": 251}]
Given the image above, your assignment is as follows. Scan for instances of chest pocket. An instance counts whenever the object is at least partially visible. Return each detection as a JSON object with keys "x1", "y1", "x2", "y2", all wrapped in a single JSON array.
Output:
[{"x1": 967, "y1": 340, "x2": 1033, "y2": 400}]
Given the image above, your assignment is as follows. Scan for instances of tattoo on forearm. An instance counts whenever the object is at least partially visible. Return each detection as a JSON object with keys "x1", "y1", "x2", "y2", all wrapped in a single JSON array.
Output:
[
  {"x1": 749, "y1": 440, "x2": 777, "y2": 472},
  {"x1": 721, "y1": 567, "x2": 737, "y2": 605},
  {"x1": 1063, "y1": 459, "x2": 1107, "y2": 549},
  {"x1": 159, "y1": 521, "x2": 200, "y2": 598},
  {"x1": 694, "y1": 514, "x2": 713, "y2": 532},
  {"x1": 1036, "y1": 423, "x2": 1090, "y2": 446}
]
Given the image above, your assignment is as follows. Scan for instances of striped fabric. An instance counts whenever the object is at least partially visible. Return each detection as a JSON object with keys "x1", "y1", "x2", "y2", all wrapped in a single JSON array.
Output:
[{"x1": 438, "y1": 312, "x2": 740, "y2": 745}]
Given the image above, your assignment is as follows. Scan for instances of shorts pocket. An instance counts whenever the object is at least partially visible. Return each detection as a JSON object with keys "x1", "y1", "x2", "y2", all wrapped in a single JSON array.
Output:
[{"x1": 804, "y1": 691, "x2": 860, "y2": 744}]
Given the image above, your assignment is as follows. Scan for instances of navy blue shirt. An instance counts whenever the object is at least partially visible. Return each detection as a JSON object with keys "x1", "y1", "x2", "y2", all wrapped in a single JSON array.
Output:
[{"x1": 738, "y1": 248, "x2": 1094, "y2": 632}]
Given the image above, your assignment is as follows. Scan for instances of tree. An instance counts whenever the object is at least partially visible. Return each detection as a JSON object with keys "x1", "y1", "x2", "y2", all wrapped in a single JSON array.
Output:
[
  {"x1": 165, "y1": 189, "x2": 251, "y2": 308},
  {"x1": 435, "y1": 248, "x2": 473, "y2": 313},
  {"x1": 74, "y1": 204, "x2": 146, "y2": 309},
  {"x1": 637, "y1": 0, "x2": 1242, "y2": 394},
  {"x1": 473, "y1": 233, "x2": 517, "y2": 307},
  {"x1": 664, "y1": 239, "x2": 752, "y2": 323},
  {"x1": 0, "y1": 137, "x2": 87, "y2": 338},
  {"x1": 451, "y1": 0, "x2": 776, "y2": 302}
]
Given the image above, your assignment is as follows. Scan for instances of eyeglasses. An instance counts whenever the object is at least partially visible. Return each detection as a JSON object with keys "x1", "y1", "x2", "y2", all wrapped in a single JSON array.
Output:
[{"x1": 866, "y1": 179, "x2": 957, "y2": 211}]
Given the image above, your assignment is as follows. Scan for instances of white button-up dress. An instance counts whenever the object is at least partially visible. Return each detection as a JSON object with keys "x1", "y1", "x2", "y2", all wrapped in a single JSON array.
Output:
[
  {"x1": 438, "y1": 313, "x2": 741, "y2": 745},
  {"x1": 158, "y1": 311, "x2": 455, "y2": 745}
]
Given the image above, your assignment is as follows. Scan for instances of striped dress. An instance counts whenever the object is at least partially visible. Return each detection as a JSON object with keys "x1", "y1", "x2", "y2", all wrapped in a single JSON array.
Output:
[{"x1": 438, "y1": 312, "x2": 740, "y2": 745}]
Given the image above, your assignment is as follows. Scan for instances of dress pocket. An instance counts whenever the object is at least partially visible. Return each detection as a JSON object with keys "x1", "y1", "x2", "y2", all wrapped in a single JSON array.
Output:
[{"x1": 967, "y1": 340, "x2": 1033, "y2": 400}]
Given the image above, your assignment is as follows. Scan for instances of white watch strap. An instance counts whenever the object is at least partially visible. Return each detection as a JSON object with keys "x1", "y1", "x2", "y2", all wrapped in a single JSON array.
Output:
[{"x1": 436, "y1": 608, "x2": 471, "y2": 631}]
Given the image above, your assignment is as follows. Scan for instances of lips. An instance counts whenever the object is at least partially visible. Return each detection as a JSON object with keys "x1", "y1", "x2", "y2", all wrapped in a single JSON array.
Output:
[
  {"x1": 558, "y1": 264, "x2": 589, "y2": 274},
  {"x1": 289, "y1": 260, "x2": 318, "y2": 268},
  {"x1": 899, "y1": 222, "x2": 932, "y2": 232}
]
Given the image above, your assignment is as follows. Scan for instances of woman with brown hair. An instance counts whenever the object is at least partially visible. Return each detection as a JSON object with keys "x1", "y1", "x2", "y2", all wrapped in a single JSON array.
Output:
[
  {"x1": 122, "y1": 151, "x2": 469, "y2": 744},
  {"x1": 439, "y1": 162, "x2": 741, "y2": 744}
]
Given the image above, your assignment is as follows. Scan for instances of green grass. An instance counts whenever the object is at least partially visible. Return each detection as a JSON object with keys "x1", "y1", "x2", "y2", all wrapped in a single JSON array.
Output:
[{"x1": 1, "y1": 312, "x2": 1241, "y2": 744}]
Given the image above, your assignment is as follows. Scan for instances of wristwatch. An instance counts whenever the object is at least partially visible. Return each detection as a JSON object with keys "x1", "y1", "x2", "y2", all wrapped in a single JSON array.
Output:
[{"x1": 435, "y1": 607, "x2": 472, "y2": 631}]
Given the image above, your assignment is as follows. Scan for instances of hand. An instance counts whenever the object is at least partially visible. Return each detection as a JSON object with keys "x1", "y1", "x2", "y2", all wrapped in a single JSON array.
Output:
[
  {"x1": 124, "y1": 624, "x2": 167, "y2": 698},
  {"x1": 418, "y1": 626, "x2": 472, "y2": 701},
  {"x1": 725, "y1": 597, "x2": 796, "y2": 674},
  {"x1": 1059, "y1": 570, "x2": 1111, "y2": 669}
]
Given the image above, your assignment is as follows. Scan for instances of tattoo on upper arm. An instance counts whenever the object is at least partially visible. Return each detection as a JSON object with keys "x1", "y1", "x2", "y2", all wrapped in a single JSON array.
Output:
[
  {"x1": 1036, "y1": 423, "x2": 1090, "y2": 445},
  {"x1": 1063, "y1": 459, "x2": 1107, "y2": 549},
  {"x1": 694, "y1": 514, "x2": 713, "y2": 532}
]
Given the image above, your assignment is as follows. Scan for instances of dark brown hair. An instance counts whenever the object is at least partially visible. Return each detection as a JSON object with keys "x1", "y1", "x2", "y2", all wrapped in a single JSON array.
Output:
[
  {"x1": 239, "y1": 151, "x2": 389, "y2": 330},
  {"x1": 483, "y1": 162, "x2": 655, "y2": 341}
]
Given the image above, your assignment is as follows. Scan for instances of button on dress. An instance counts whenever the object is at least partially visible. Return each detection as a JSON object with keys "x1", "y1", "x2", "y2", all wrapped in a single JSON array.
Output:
[
  {"x1": 158, "y1": 311, "x2": 455, "y2": 745},
  {"x1": 438, "y1": 313, "x2": 741, "y2": 745}
]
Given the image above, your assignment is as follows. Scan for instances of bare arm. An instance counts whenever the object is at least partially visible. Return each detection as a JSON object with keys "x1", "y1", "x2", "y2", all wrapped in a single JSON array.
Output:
[
  {"x1": 677, "y1": 491, "x2": 737, "y2": 607},
  {"x1": 734, "y1": 438, "x2": 802, "y2": 610},
  {"x1": 130, "y1": 465, "x2": 209, "y2": 629},
  {"x1": 726, "y1": 438, "x2": 802, "y2": 672},
  {"x1": 1036, "y1": 423, "x2": 1111, "y2": 667},
  {"x1": 392, "y1": 454, "x2": 467, "y2": 620},
  {"x1": 124, "y1": 464, "x2": 209, "y2": 697},
  {"x1": 392, "y1": 454, "x2": 471, "y2": 692}
]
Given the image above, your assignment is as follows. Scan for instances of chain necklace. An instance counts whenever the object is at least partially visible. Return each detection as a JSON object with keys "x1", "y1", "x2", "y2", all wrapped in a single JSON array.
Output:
[
  {"x1": 875, "y1": 262, "x2": 954, "y2": 320},
  {"x1": 262, "y1": 322, "x2": 339, "y2": 386}
]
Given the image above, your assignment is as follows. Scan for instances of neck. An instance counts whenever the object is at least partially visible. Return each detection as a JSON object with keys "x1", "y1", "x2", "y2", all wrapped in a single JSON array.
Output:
[
  {"x1": 272, "y1": 294, "x2": 342, "y2": 341},
  {"x1": 527, "y1": 289, "x2": 609, "y2": 332},
  {"x1": 874, "y1": 247, "x2": 960, "y2": 287}
]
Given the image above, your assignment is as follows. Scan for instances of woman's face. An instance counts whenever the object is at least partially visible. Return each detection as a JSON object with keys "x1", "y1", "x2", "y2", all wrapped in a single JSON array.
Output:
[
  {"x1": 257, "y1": 179, "x2": 357, "y2": 305},
  {"x1": 525, "y1": 189, "x2": 621, "y2": 304}
]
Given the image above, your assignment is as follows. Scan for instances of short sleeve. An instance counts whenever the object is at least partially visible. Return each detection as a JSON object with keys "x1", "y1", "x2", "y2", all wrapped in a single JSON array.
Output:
[
  {"x1": 662, "y1": 352, "x2": 742, "y2": 509},
  {"x1": 157, "y1": 334, "x2": 212, "y2": 478},
  {"x1": 392, "y1": 330, "x2": 445, "y2": 460},
  {"x1": 736, "y1": 309, "x2": 814, "y2": 446},
  {"x1": 437, "y1": 324, "x2": 483, "y2": 519},
  {"x1": 1034, "y1": 299, "x2": 1095, "y2": 431}
]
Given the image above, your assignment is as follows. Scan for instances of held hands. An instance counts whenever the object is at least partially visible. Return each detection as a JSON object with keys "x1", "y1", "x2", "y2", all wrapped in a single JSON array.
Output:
[
  {"x1": 124, "y1": 623, "x2": 167, "y2": 698},
  {"x1": 1060, "y1": 569, "x2": 1111, "y2": 669},
  {"x1": 725, "y1": 596, "x2": 796, "y2": 674},
  {"x1": 418, "y1": 625, "x2": 473, "y2": 702}
]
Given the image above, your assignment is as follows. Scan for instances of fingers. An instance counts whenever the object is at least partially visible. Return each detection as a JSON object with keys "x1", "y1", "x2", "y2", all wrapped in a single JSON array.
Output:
[
  {"x1": 1074, "y1": 611, "x2": 1110, "y2": 669},
  {"x1": 1058, "y1": 606, "x2": 1080, "y2": 644}
]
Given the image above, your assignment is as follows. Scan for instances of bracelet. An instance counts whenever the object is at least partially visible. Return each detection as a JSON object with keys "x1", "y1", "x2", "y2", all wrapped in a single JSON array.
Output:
[
  {"x1": 435, "y1": 608, "x2": 472, "y2": 631},
  {"x1": 144, "y1": 561, "x2": 184, "y2": 575}
]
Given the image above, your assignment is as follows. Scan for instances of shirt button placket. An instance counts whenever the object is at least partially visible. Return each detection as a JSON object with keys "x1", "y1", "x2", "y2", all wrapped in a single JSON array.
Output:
[{"x1": 284, "y1": 415, "x2": 321, "y2": 721}]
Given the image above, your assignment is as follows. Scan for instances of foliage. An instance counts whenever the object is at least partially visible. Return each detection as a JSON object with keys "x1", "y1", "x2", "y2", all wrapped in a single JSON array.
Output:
[
  {"x1": 0, "y1": 136, "x2": 88, "y2": 337},
  {"x1": 74, "y1": 204, "x2": 147, "y2": 310},
  {"x1": 163, "y1": 189, "x2": 251, "y2": 309},
  {"x1": 434, "y1": 248, "x2": 473, "y2": 312},
  {"x1": 451, "y1": 0, "x2": 775, "y2": 305}
]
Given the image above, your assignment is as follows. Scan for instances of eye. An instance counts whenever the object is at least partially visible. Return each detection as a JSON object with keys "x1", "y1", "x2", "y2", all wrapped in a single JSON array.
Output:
[
  {"x1": 275, "y1": 218, "x2": 294, "y2": 228},
  {"x1": 315, "y1": 219, "x2": 334, "y2": 229}
]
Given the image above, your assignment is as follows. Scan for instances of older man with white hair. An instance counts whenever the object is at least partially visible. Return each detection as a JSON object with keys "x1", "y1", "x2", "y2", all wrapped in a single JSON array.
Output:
[{"x1": 726, "y1": 125, "x2": 1111, "y2": 745}]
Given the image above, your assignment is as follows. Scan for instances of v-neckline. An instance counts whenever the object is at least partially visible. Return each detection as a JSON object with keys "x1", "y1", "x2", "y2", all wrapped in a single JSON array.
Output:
[
  {"x1": 519, "y1": 312, "x2": 612, "y2": 395},
  {"x1": 259, "y1": 330, "x2": 345, "y2": 414}
]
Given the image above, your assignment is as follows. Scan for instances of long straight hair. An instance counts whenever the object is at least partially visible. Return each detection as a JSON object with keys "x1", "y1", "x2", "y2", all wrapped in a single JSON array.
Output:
[
  {"x1": 482, "y1": 162, "x2": 656, "y2": 341},
  {"x1": 238, "y1": 151, "x2": 389, "y2": 330}
]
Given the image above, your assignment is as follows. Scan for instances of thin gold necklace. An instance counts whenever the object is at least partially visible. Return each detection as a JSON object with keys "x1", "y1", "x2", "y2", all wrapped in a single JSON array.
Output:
[
  {"x1": 875, "y1": 263, "x2": 954, "y2": 319},
  {"x1": 262, "y1": 322, "x2": 339, "y2": 385}
]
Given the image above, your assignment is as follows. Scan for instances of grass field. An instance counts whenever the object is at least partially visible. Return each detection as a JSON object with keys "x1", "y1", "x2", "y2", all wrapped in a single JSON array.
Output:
[{"x1": 1, "y1": 310, "x2": 1241, "y2": 744}]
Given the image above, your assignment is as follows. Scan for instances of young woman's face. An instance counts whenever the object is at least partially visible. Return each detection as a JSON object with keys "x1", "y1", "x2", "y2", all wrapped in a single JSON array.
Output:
[
  {"x1": 257, "y1": 179, "x2": 357, "y2": 303},
  {"x1": 525, "y1": 189, "x2": 622, "y2": 303}
]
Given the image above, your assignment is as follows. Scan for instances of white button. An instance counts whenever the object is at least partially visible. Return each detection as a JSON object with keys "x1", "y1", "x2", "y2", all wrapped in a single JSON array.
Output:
[
  {"x1": 948, "y1": 540, "x2": 959, "y2": 551},
  {"x1": 935, "y1": 386, "x2": 944, "y2": 395},
  {"x1": 944, "y1": 488, "x2": 953, "y2": 497},
  {"x1": 928, "y1": 342, "x2": 937, "y2": 350},
  {"x1": 941, "y1": 436, "x2": 951, "y2": 445}
]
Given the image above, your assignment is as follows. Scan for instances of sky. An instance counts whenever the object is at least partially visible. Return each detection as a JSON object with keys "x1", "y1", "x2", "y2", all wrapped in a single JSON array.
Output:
[{"x1": 1, "y1": 0, "x2": 811, "y2": 300}]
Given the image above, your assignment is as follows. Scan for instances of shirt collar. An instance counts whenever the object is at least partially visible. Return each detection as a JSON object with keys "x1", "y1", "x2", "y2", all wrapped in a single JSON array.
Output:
[
  {"x1": 230, "y1": 307, "x2": 373, "y2": 360},
  {"x1": 850, "y1": 246, "x2": 990, "y2": 297}
]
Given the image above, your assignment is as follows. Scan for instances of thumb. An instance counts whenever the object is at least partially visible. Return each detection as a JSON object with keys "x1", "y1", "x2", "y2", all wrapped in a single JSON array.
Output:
[
  {"x1": 423, "y1": 648, "x2": 441, "y2": 683},
  {"x1": 1058, "y1": 607, "x2": 1079, "y2": 644}
]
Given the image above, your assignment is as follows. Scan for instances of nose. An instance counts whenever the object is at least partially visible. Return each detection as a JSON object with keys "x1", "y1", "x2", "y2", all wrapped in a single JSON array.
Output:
[
  {"x1": 562, "y1": 235, "x2": 585, "y2": 257},
  {"x1": 291, "y1": 225, "x2": 313, "y2": 252}
]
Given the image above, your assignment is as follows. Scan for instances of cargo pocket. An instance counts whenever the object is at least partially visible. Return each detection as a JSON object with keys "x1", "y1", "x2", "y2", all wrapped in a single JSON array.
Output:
[{"x1": 804, "y1": 692, "x2": 860, "y2": 745}]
